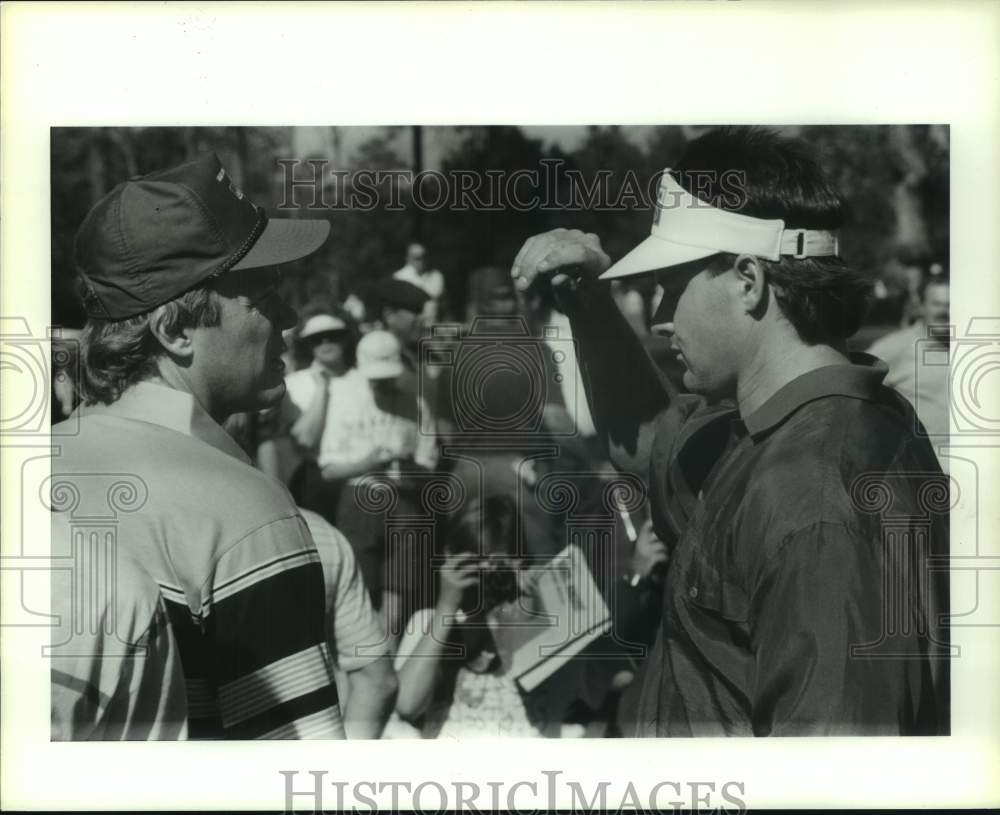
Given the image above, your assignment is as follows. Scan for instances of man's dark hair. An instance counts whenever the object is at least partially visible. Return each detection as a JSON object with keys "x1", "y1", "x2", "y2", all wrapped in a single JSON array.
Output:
[
  {"x1": 77, "y1": 286, "x2": 221, "y2": 405},
  {"x1": 447, "y1": 493, "x2": 520, "y2": 557},
  {"x1": 672, "y1": 126, "x2": 873, "y2": 344}
]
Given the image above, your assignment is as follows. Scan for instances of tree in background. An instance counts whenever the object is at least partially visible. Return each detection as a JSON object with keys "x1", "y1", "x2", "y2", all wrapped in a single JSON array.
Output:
[{"x1": 51, "y1": 125, "x2": 948, "y2": 330}]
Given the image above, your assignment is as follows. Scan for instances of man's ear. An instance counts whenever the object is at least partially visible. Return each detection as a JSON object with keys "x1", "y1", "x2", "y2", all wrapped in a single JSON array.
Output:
[
  {"x1": 148, "y1": 306, "x2": 196, "y2": 359},
  {"x1": 731, "y1": 254, "x2": 767, "y2": 313}
]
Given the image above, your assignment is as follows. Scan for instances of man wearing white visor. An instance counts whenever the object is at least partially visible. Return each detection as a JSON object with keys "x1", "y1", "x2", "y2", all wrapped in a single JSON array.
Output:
[{"x1": 511, "y1": 127, "x2": 949, "y2": 737}]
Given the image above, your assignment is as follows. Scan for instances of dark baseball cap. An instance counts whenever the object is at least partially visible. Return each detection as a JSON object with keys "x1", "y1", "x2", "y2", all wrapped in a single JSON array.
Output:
[
  {"x1": 375, "y1": 278, "x2": 431, "y2": 313},
  {"x1": 74, "y1": 152, "x2": 331, "y2": 319}
]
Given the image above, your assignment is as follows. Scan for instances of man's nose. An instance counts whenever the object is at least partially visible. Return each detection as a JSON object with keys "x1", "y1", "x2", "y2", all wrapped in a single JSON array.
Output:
[{"x1": 651, "y1": 321, "x2": 675, "y2": 337}]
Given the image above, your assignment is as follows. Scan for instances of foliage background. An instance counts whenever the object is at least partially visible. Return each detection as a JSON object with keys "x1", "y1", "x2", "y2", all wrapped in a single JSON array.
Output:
[{"x1": 51, "y1": 125, "x2": 948, "y2": 328}]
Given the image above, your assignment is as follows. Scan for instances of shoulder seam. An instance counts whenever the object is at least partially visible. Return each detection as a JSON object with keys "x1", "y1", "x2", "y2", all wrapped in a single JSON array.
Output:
[{"x1": 200, "y1": 512, "x2": 314, "y2": 599}]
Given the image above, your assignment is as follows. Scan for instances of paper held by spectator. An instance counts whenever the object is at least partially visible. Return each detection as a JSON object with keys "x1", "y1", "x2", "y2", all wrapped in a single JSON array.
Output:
[{"x1": 488, "y1": 545, "x2": 612, "y2": 692}]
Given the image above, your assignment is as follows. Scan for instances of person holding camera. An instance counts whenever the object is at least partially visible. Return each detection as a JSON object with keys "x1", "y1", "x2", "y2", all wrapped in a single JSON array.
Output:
[
  {"x1": 511, "y1": 127, "x2": 950, "y2": 737},
  {"x1": 393, "y1": 495, "x2": 568, "y2": 738}
]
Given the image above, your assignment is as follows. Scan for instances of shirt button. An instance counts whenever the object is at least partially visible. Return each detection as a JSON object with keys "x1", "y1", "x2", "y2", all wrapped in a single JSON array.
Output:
[{"x1": 688, "y1": 586, "x2": 699, "y2": 599}]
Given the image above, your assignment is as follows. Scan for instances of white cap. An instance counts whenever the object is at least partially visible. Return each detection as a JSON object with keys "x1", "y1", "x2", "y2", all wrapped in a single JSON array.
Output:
[
  {"x1": 600, "y1": 170, "x2": 840, "y2": 280},
  {"x1": 300, "y1": 313, "x2": 348, "y2": 339},
  {"x1": 357, "y1": 330, "x2": 404, "y2": 380}
]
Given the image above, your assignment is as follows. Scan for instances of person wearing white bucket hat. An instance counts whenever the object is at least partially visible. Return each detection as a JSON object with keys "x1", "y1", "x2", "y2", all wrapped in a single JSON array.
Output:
[
  {"x1": 511, "y1": 127, "x2": 948, "y2": 738},
  {"x1": 272, "y1": 309, "x2": 360, "y2": 517}
]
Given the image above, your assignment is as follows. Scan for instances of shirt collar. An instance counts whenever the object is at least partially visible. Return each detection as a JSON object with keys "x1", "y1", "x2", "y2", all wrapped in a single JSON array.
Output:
[
  {"x1": 75, "y1": 381, "x2": 251, "y2": 464},
  {"x1": 742, "y1": 352, "x2": 888, "y2": 440}
]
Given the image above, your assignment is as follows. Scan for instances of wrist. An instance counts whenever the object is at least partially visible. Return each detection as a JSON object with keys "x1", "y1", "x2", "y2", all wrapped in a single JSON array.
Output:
[{"x1": 436, "y1": 592, "x2": 462, "y2": 615}]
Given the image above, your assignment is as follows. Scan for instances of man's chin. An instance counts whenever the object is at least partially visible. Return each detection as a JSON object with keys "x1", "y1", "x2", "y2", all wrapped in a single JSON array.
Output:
[
  {"x1": 682, "y1": 370, "x2": 701, "y2": 393},
  {"x1": 682, "y1": 369, "x2": 726, "y2": 400},
  {"x1": 253, "y1": 381, "x2": 287, "y2": 411}
]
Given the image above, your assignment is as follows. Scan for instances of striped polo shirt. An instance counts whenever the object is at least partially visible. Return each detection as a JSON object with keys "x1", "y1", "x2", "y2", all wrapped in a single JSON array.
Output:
[
  {"x1": 51, "y1": 512, "x2": 188, "y2": 741},
  {"x1": 52, "y1": 382, "x2": 344, "y2": 739},
  {"x1": 299, "y1": 509, "x2": 389, "y2": 672}
]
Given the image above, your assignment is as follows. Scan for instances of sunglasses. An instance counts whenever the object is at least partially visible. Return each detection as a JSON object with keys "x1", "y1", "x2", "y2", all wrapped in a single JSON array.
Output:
[{"x1": 309, "y1": 331, "x2": 348, "y2": 345}]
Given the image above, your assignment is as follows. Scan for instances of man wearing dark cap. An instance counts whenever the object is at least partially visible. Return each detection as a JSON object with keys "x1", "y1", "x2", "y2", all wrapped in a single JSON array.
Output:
[
  {"x1": 341, "y1": 278, "x2": 439, "y2": 640},
  {"x1": 375, "y1": 277, "x2": 431, "y2": 365},
  {"x1": 51, "y1": 153, "x2": 346, "y2": 739},
  {"x1": 512, "y1": 127, "x2": 950, "y2": 737}
]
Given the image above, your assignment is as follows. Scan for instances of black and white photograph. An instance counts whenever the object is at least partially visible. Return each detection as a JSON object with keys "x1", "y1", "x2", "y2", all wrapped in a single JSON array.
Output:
[
  {"x1": 46, "y1": 122, "x2": 953, "y2": 743},
  {"x1": 2, "y1": 3, "x2": 999, "y2": 812}
]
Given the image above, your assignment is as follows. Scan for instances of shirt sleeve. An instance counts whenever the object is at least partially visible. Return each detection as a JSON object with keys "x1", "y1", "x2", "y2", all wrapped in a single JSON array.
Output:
[
  {"x1": 326, "y1": 523, "x2": 390, "y2": 672},
  {"x1": 426, "y1": 270, "x2": 445, "y2": 298},
  {"x1": 749, "y1": 521, "x2": 933, "y2": 736},
  {"x1": 207, "y1": 516, "x2": 345, "y2": 739}
]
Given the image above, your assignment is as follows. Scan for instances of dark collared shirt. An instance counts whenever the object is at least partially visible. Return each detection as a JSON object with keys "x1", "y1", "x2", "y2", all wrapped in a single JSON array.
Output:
[{"x1": 635, "y1": 354, "x2": 950, "y2": 736}]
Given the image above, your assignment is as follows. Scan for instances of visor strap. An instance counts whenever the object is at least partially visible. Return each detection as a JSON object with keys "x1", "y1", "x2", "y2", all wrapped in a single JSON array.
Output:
[{"x1": 779, "y1": 228, "x2": 839, "y2": 260}]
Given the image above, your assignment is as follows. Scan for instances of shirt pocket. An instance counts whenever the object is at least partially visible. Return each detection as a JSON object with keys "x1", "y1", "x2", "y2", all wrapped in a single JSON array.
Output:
[{"x1": 681, "y1": 547, "x2": 751, "y2": 624}]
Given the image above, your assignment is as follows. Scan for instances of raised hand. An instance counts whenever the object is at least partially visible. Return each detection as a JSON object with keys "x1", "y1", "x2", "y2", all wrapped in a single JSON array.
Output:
[
  {"x1": 437, "y1": 552, "x2": 482, "y2": 612},
  {"x1": 510, "y1": 228, "x2": 611, "y2": 292}
]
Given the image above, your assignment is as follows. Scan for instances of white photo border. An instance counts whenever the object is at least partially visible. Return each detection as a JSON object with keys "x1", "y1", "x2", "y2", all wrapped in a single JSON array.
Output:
[{"x1": 2, "y1": 1, "x2": 999, "y2": 810}]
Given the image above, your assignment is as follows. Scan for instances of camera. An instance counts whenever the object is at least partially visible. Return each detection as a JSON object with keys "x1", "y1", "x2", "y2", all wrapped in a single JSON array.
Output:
[
  {"x1": 419, "y1": 315, "x2": 578, "y2": 438},
  {"x1": 461, "y1": 556, "x2": 521, "y2": 616},
  {"x1": 916, "y1": 318, "x2": 1000, "y2": 435}
]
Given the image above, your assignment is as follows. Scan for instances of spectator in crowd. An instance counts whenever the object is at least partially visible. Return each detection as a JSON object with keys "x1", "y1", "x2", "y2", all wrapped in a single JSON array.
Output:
[
  {"x1": 511, "y1": 126, "x2": 950, "y2": 736},
  {"x1": 394, "y1": 495, "x2": 571, "y2": 738},
  {"x1": 898, "y1": 257, "x2": 927, "y2": 328},
  {"x1": 299, "y1": 509, "x2": 398, "y2": 739},
  {"x1": 373, "y1": 276, "x2": 441, "y2": 441},
  {"x1": 376, "y1": 277, "x2": 430, "y2": 367},
  {"x1": 52, "y1": 152, "x2": 344, "y2": 739},
  {"x1": 464, "y1": 264, "x2": 520, "y2": 323},
  {"x1": 393, "y1": 241, "x2": 445, "y2": 324},
  {"x1": 436, "y1": 268, "x2": 582, "y2": 565},
  {"x1": 868, "y1": 270, "x2": 951, "y2": 453},
  {"x1": 357, "y1": 330, "x2": 439, "y2": 472},
  {"x1": 324, "y1": 330, "x2": 438, "y2": 638},
  {"x1": 50, "y1": 513, "x2": 188, "y2": 740},
  {"x1": 282, "y1": 310, "x2": 359, "y2": 516}
]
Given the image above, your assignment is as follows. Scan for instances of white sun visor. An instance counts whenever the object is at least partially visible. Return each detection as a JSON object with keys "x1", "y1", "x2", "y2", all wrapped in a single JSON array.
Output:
[{"x1": 600, "y1": 170, "x2": 840, "y2": 280}]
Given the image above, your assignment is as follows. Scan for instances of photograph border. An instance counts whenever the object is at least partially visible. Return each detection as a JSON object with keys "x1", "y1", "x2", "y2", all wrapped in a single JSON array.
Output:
[{"x1": 2, "y1": 1, "x2": 999, "y2": 811}]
